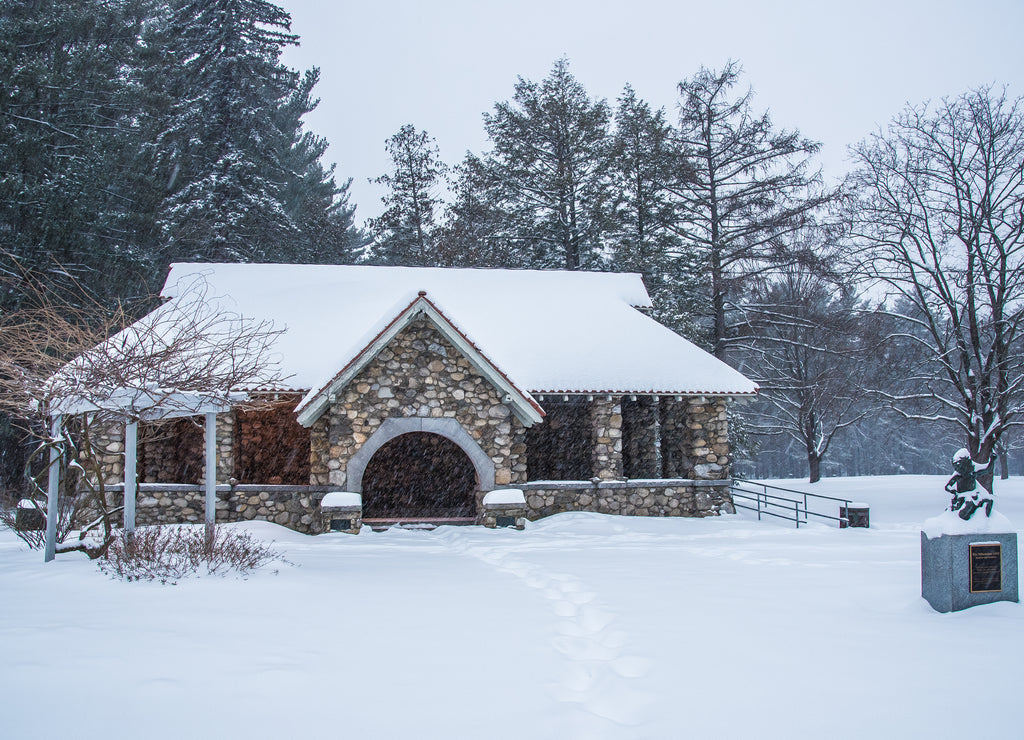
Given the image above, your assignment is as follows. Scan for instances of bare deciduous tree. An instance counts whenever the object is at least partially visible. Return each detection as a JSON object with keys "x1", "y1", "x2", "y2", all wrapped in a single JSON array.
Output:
[
  {"x1": 848, "y1": 86, "x2": 1024, "y2": 490},
  {"x1": 737, "y1": 262, "x2": 879, "y2": 483}
]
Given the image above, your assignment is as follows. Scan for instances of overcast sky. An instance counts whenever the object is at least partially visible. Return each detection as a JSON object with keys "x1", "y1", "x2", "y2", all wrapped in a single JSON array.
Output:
[{"x1": 278, "y1": 0, "x2": 1023, "y2": 225}]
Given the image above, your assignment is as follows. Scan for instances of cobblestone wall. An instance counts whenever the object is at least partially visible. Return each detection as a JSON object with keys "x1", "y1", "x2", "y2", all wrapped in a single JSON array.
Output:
[
  {"x1": 660, "y1": 397, "x2": 729, "y2": 479},
  {"x1": 520, "y1": 479, "x2": 734, "y2": 519},
  {"x1": 89, "y1": 422, "x2": 124, "y2": 487},
  {"x1": 106, "y1": 483, "x2": 334, "y2": 533},
  {"x1": 308, "y1": 318, "x2": 526, "y2": 489},
  {"x1": 589, "y1": 397, "x2": 623, "y2": 479}
]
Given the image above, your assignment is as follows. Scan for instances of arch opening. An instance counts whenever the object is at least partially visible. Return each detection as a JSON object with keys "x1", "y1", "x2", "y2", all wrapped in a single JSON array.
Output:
[{"x1": 361, "y1": 432, "x2": 478, "y2": 518}]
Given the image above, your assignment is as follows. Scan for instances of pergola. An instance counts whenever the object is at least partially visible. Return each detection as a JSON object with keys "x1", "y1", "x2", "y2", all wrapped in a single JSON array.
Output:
[{"x1": 43, "y1": 390, "x2": 243, "y2": 562}]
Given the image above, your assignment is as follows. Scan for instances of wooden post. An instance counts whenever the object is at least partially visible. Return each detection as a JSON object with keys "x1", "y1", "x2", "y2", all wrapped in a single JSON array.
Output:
[
  {"x1": 44, "y1": 414, "x2": 62, "y2": 563},
  {"x1": 124, "y1": 420, "x2": 138, "y2": 534},
  {"x1": 204, "y1": 412, "x2": 216, "y2": 547}
]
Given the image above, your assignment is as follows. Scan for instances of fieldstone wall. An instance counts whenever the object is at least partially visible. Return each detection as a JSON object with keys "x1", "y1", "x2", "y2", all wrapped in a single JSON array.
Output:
[
  {"x1": 106, "y1": 483, "x2": 334, "y2": 534},
  {"x1": 479, "y1": 503, "x2": 528, "y2": 529},
  {"x1": 89, "y1": 421, "x2": 124, "y2": 487},
  {"x1": 520, "y1": 479, "x2": 734, "y2": 519},
  {"x1": 308, "y1": 317, "x2": 526, "y2": 490}
]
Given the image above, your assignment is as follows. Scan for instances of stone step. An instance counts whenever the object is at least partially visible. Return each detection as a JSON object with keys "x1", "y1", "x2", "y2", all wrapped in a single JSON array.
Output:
[{"x1": 362, "y1": 517, "x2": 477, "y2": 532}]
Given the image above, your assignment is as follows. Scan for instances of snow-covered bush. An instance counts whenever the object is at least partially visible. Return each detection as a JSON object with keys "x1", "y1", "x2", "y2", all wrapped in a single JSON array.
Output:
[{"x1": 98, "y1": 526, "x2": 283, "y2": 584}]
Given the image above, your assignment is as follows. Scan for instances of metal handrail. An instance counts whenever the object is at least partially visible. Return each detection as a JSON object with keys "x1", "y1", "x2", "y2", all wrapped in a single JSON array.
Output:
[{"x1": 730, "y1": 479, "x2": 855, "y2": 529}]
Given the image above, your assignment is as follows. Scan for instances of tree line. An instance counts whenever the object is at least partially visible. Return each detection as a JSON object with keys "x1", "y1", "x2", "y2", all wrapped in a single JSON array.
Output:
[
  {"x1": 1, "y1": 0, "x2": 365, "y2": 313},
  {"x1": 3, "y1": 0, "x2": 1022, "y2": 488},
  {"x1": 368, "y1": 60, "x2": 1024, "y2": 486},
  {"x1": 0, "y1": 0, "x2": 365, "y2": 485}
]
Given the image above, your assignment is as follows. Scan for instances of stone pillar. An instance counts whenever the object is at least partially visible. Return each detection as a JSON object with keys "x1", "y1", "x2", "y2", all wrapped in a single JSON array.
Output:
[
  {"x1": 686, "y1": 397, "x2": 730, "y2": 480},
  {"x1": 326, "y1": 404, "x2": 356, "y2": 488},
  {"x1": 622, "y1": 396, "x2": 660, "y2": 479},
  {"x1": 89, "y1": 420, "x2": 125, "y2": 487},
  {"x1": 309, "y1": 417, "x2": 330, "y2": 485},
  {"x1": 659, "y1": 397, "x2": 687, "y2": 478},
  {"x1": 215, "y1": 412, "x2": 235, "y2": 484},
  {"x1": 510, "y1": 420, "x2": 529, "y2": 484},
  {"x1": 590, "y1": 397, "x2": 623, "y2": 480},
  {"x1": 200, "y1": 412, "x2": 236, "y2": 485}
]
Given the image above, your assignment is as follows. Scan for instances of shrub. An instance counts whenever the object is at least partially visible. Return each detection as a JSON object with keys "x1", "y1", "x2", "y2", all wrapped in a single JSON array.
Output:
[{"x1": 97, "y1": 525, "x2": 284, "y2": 584}]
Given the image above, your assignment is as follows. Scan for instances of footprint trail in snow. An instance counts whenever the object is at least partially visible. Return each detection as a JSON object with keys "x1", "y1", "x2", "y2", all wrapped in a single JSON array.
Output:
[{"x1": 437, "y1": 528, "x2": 653, "y2": 737}]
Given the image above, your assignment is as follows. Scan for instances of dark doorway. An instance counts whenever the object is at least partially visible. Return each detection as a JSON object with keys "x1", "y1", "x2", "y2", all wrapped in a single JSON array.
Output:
[{"x1": 361, "y1": 432, "x2": 478, "y2": 518}]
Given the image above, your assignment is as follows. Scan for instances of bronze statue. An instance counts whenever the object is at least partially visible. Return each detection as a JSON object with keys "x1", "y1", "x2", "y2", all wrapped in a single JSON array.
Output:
[{"x1": 945, "y1": 448, "x2": 994, "y2": 520}]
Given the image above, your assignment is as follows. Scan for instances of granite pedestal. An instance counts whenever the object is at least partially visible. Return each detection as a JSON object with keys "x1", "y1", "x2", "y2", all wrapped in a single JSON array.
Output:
[{"x1": 921, "y1": 531, "x2": 1018, "y2": 613}]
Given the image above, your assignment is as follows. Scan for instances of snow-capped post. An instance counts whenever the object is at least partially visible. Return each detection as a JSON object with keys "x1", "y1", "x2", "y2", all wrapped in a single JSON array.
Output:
[
  {"x1": 43, "y1": 414, "x2": 62, "y2": 563},
  {"x1": 205, "y1": 411, "x2": 217, "y2": 549},
  {"x1": 123, "y1": 419, "x2": 138, "y2": 534},
  {"x1": 920, "y1": 450, "x2": 1018, "y2": 612}
]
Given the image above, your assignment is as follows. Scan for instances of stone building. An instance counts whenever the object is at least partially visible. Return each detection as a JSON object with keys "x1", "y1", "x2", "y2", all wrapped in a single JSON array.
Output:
[{"x1": 96, "y1": 263, "x2": 757, "y2": 532}]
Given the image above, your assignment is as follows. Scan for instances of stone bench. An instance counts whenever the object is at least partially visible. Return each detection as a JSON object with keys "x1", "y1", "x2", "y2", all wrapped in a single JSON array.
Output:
[
  {"x1": 479, "y1": 489, "x2": 527, "y2": 530},
  {"x1": 319, "y1": 491, "x2": 362, "y2": 534}
]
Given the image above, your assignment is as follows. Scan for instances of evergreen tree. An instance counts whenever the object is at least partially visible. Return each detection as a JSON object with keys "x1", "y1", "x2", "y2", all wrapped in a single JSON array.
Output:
[
  {"x1": 367, "y1": 124, "x2": 447, "y2": 266},
  {"x1": 0, "y1": 0, "x2": 153, "y2": 306},
  {"x1": 437, "y1": 154, "x2": 526, "y2": 267},
  {"x1": 670, "y1": 61, "x2": 831, "y2": 361},
  {"x1": 275, "y1": 69, "x2": 367, "y2": 264},
  {"x1": 478, "y1": 58, "x2": 612, "y2": 270},
  {"x1": 608, "y1": 86, "x2": 703, "y2": 339},
  {"x1": 146, "y1": 0, "x2": 300, "y2": 264}
]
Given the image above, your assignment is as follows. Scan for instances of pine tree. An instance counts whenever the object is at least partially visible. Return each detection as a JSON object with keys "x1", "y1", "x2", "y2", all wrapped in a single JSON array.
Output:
[
  {"x1": 0, "y1": 0, "x2": 153, "y2": 306},
  {"x1": 275, "y1": 69, "x2": 367, "y2": 264},
  {"x1": 146, "y1": 0, "x2": 300, "y2": 264},
  {"x1": 478, "y1": 59, "x2": 612, "y2": 270},
  {"x1": 367, "y1": 124, "x2": 447, "y2": 266},
  {"x1": 608, "y1": 86, "x2": 703, "y2": 339}
]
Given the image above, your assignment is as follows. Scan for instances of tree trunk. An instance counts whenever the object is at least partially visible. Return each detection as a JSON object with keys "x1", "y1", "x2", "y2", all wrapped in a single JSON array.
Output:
[{"x1": 808, "y1": 453, "x2": 821, "y2": 484}]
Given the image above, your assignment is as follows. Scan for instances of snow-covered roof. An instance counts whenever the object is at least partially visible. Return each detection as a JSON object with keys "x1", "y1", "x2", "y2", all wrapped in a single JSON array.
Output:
[
  {"x1": 294, "y1": 292, "x2": 545, "y2": 427},
  {"x1": 161, "y1": 263, "x2": 758, "y2": 402}
]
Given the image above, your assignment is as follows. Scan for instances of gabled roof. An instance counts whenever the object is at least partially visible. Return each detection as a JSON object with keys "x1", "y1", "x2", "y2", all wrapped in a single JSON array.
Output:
[
  {"x1": 161, "y1": 263, "x2": 759, "y2": 399},
  {"x1": 294, "y1": 292, "x2": 545, "y2": 427}
]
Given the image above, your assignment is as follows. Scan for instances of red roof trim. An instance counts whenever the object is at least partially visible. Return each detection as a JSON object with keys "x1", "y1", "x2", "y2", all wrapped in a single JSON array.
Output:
[{"x1": 529, "y1": 389, "x2": 759, "y2": 396}]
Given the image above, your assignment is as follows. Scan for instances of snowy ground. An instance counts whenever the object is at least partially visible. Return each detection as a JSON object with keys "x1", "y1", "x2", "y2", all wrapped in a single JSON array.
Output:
[{"x1": 2, "y1": 475, "x2": 1022, "y2": 739}]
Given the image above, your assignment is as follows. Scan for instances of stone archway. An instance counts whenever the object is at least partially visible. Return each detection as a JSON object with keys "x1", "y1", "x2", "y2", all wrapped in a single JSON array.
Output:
[
  {"x1": 361, "y1": 432, "x2": 478, "y2": 518},
  {"x1": 347, "y1": 417, "x2": 496, "y2": 494}
]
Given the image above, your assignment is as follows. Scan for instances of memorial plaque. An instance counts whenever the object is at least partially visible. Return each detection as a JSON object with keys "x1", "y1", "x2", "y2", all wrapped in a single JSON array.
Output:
[
  {"x1": 495, "y1": 516, "x2": 516, "y2": 528},
  {"x1": 969, "y1": 543, "x2": 1002, "y2": 593},
  {"x1": 330, "y1": 518, "x2": 352, "y2": 532}
]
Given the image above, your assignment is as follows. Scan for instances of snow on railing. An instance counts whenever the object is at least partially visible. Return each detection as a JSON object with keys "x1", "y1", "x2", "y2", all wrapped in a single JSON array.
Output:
[{"x1": 730, "y1": 480, "x2": 854, "y2": 528}]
